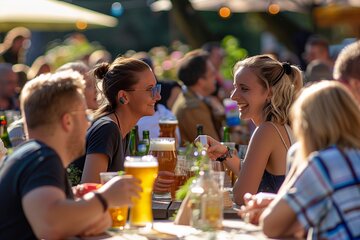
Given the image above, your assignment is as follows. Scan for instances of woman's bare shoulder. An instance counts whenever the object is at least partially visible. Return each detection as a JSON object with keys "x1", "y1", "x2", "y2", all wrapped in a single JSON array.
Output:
[{"x1": 253, "y1": 122, "x2": 281, "y2": 138}]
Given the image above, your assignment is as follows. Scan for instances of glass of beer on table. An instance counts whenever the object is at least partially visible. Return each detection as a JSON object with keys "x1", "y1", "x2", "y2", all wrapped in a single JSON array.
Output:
[
  {"x1": 171, "y1": 156, "x2": 188, "y2": 201},
  {"x1": 99, "y1": 172, "x2": 129, "y2": 229},
  {"x1": 124, "y1": 155, "x2": 158, "y2": 229},
  {"x1": 159, "y1": 118, "x2": 178, "y2": 138},
  {"x1": 159, "y1": 118, "x2": 178, "y2": 146},
  {"x1": 148, "y1": 138, "x2": 177, "y2": 199}
]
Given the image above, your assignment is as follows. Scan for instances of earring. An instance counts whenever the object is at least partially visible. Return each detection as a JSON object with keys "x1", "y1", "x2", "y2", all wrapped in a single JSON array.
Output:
[{"x1": 119, "y1": 97, "x2": 125, "y2": 104}]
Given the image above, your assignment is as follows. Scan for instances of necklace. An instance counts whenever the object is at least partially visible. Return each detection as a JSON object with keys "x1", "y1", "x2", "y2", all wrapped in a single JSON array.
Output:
[{"x1": 113, "y1": 111, "x2": 122, "y2": 136}]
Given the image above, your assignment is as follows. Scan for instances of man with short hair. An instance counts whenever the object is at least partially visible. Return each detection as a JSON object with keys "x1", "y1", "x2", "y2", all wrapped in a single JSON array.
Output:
[
  {"x1": 172, "y1": 50, "x2": 221, "y2": 145},
  {"x1": 303, "y1": 36, "x2": 333, "y2": 67},
  {"x1": 0, "y1": 71, "x2": 141, "y2": 239},
  {"x1": 333, "y1": 40, "x2": 360, "y2": 104},
  {"x1": 0, "y1": 63, "x2": 19, "y2": 111}
]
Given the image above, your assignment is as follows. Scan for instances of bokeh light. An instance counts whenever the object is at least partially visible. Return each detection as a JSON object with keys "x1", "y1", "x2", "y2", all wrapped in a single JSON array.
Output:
[
  {"x1": 76, "y1": 20, "x2": 88, "y2": 30},
  {"x1": 268, "y1": 3, "x2": 280, "y2": 15},
  {"x1": 218, "y1": 7, "x2": 231, "y2": 19},
  {"x1": 111, "y1": 2, "x2": 124, "y2": 17}
]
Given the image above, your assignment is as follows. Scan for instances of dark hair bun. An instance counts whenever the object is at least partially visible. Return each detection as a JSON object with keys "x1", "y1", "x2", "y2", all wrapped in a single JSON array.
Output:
[{"x1": 93, "y1": 62, "x2": 110, "y2": 79}]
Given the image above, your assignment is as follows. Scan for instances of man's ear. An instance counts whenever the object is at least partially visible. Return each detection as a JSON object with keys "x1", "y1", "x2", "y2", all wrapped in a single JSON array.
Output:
[{"x1": 60, "y1": 113, "x2": 73, "y2": 132}]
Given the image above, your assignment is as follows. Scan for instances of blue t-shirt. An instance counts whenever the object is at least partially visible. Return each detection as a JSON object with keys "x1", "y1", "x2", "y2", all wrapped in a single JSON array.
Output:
[{"x1": 0, "y1": 140, "x2": 73, "y2": 240}]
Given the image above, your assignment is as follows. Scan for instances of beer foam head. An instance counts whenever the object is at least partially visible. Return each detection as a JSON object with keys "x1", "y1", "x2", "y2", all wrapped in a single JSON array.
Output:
[
  {"x1": 124, "y1": 155, "x2": 158, "y2": 167},
  {"x1": 158, "y1": 119, "x2": 178, "y2": 124},
  {"x1": 149, "y1": 138, "x2": 175, "y2": 151}
]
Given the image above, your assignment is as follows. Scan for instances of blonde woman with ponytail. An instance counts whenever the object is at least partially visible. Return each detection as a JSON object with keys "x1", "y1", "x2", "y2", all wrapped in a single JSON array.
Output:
[{"x1": 202, "y1": 55, "x2": 303, "y2": 205}]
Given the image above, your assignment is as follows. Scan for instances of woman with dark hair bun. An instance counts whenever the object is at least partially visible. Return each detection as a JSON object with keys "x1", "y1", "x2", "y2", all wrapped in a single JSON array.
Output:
[{"x1": 71, "y1": 57, "x2": 163, "y2": 185}]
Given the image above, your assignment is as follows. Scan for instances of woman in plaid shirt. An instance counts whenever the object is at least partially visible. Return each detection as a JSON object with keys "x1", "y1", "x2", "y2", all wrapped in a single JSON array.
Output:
[{"x1": 260, "y1": 81, "x2": 360, "y2": 239}]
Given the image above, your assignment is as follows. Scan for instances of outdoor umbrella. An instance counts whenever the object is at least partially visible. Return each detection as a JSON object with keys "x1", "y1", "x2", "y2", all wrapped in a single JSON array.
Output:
[
  {"x1": 314, "y1": 3, "x2": 360, "y2": 27},
  {"x1": 151, "y1": 0, "x2": 360, "y2": 28},
  {"x1": 150, "y1": 0, "x2": 305, "y2": 13},
  {"x1": 0, "y1": 0, "x2": 118, "y2": 31}
]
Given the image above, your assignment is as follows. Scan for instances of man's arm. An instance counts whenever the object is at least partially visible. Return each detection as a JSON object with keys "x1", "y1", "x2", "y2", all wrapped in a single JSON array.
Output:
[{"x1": 22, "y1": 186, "x2": 108, "y2": 239}]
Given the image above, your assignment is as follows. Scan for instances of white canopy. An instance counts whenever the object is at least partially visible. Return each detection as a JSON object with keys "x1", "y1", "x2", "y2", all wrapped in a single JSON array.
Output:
[{"x1": 0, "y1": 0, "x2": 118, "y2": 31}]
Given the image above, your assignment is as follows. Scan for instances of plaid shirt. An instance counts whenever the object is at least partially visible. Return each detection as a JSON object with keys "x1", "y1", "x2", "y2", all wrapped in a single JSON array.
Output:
[{"x1": 283, "y1": 146, "x2": 360, "y2": 240}]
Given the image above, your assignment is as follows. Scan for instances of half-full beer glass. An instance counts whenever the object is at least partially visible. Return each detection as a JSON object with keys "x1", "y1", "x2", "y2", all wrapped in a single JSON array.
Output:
[
  {"x1": 148, "y1": 138, "x2": 177, "y2": 198},
  {"x1": 99, "y1": 172, "x2": 129, "y2": 229},
  {"x1": 124, "y1": 155, "x2": 158, "y2": 229}
]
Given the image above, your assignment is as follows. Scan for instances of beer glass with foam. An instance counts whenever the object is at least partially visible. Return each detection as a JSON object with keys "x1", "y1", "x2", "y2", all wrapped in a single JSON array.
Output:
[
  {"x1": 124, "y1": 155, "x2": 158, "y2": 229},
  {"x1": 148, "y1": 138, "x2": 177, "y2": 198}
]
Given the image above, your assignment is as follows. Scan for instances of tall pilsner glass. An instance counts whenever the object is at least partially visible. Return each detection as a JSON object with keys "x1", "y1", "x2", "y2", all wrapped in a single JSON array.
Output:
[
  {"x1": 148, "y1": 138, "x2": 177, "y2": 198},
  {"x1": 124, "y1": 155, "x2": 158, "y2": 229}
]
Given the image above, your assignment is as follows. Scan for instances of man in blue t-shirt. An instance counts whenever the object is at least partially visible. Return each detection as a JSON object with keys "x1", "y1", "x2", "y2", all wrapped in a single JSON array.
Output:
[{"x1": 0, "y1": 71, "x2": 141, "y2": 239}]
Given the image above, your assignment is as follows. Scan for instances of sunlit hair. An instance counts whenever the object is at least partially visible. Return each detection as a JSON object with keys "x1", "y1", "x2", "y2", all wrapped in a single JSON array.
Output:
[
  {"x1": 20, "y1": 70, "x2": 85, "y2": 130},
  {"x1": 92, "y1": 56, "x2": 151, "y2": 119},
  {"x1": 291, "y1": 81, "x2": 360, "y2": 162},
  {"x1": 56, "y1": 61, "x2": 90, "y2": 75},
  {"x1": 233, "y1": 55, "x2": 303, "y2": 125},
  {"x1": 333, "y1": 40, "x2": 360, "y2": 82},
  {"x1": 27, "y1": 56, "x2": 51, "y2": 80},
  {"x1": 56, "y1": 61, "x2": 94, "y2": 91}
]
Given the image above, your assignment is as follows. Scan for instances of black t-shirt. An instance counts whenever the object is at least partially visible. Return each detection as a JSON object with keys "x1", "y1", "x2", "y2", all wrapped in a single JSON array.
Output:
[
  {"x1": 0, "y1": 140, "x2": 73, "y2": 240},
  {"x1": 70, "y1": 116, "x2": 129, "y2": 185}
]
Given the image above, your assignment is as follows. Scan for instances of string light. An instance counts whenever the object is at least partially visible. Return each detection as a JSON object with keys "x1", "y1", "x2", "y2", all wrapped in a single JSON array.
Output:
[
  {"x1": 76, "y1": 20, "x2": 88, "y2": 30},
  {"x1": 268, "y1": 3, "x2": 280, "y2": 15},
  {"x1": 218, "y1": 6, "x2": 231, "y2": 19}
]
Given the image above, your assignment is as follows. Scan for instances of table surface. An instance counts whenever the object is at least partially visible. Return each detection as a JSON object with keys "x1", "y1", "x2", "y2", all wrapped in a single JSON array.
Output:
[
  {"x1": 80, "y1": 219, "x2": 267, "y2": 240},
  {"x1": 152, "y1": 199, "x2": 239, "y2": 220}
]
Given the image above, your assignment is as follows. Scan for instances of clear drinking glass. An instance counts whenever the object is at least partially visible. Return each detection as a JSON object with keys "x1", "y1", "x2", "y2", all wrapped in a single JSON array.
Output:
[
  {"x1": 99, "y1": 172, "x2": 129, "y2": 230},
  {"x1": 220, "y1": 142, "x2": 236, "y2": 189},
  {"x1": 148, "y1": 138, "x2": 177, "y2": 199}
]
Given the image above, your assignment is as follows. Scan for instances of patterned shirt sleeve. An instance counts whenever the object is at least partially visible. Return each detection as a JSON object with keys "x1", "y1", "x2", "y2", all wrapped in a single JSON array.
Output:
[{"x1": 282, "y1": 156, "x2": 332, "y2": 230}]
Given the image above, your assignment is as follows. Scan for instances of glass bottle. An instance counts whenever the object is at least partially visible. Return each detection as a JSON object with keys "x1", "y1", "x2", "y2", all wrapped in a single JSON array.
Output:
[
  {"x1": 142, "y1": 130, "x2": 150, "y2": 154},
  {"x1": 196, "y1": 124, "x2": 203, "y2": 136},
  {"x1": 189, "y1": 148, "x2": 223, "y2": 230},
  {"x1": 137, "y1": 130, "x2": 150, "y2": 156},
  {"x1": 222, "y1": 126, "x2": 231, "y2": 142},
  {"x1": 0, "y1": 115, "x2": 12, "y2": 148},
  {"x1": 134, "y1": 125, "x2": 140, "y2": 148},
  {"x1": 129, "y1": 127, "x2": 137, "y2": 156}
]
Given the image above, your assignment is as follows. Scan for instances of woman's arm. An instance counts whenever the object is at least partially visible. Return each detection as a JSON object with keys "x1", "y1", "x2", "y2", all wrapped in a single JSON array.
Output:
[
  {"x1": 233, "y1": 123, "x2": 279, "y2": 205},
  {"x1": 260, "y1": 197, "x2": 303, "y2": 238},
  {"x1": 81, "y1": 153, "x2": 109, "y2": 183},
  {"x1": 205, "y1": 138, "x2": 241, "y2": 175}
]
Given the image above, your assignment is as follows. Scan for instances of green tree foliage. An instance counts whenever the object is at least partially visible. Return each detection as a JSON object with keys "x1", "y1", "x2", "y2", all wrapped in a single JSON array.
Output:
[{"x1": 221, "y1": 35, "x2": 248, "y2": 80}]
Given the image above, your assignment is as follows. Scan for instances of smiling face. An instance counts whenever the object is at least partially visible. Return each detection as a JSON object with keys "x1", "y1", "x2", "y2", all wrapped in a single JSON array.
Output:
[
  {"x1": 126, "y1": 69, "x2": 160, "y2": 117},
  {"x1": 230, "y1": 66, "x2": 270, "y2": 126}
]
